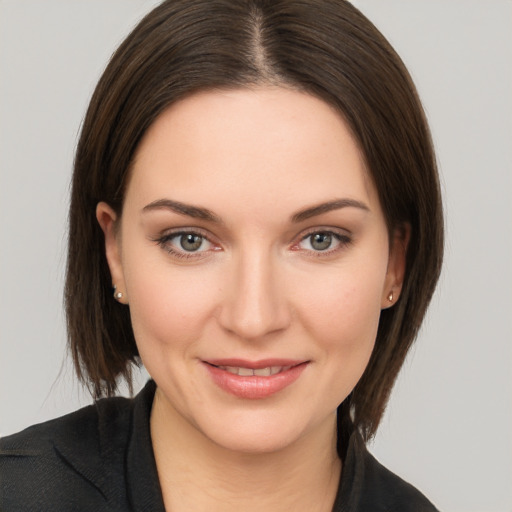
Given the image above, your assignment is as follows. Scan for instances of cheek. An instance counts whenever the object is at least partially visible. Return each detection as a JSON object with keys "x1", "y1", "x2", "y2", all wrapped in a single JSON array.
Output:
[
  {"x1": 296, "y1": 255, "x2": 387, "y2": 368},
  {"x1": 122, "y1": 247, "x2": 220, "y2": 355},
  {"x1": 296, "y1": 267, "x2": 384, "y2": 406}
]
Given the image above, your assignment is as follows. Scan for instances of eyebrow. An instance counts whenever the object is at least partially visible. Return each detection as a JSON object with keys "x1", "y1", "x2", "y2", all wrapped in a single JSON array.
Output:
[
  {"x1": 142, "y1": 197, "x2": 369, "y2": 224},
  {"x1": 291, "y1": 198, "x2": 370, "y2": 223},
  {"x1": 142, "y1": 199, "x2": 222, "y2": 223}
]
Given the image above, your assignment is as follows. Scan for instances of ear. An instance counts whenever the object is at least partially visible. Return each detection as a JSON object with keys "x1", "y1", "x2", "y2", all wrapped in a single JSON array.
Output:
[
  {"x1": 96, "y1": 202, "x2": 128, "y2": 304},
  {"x1": 381, "y1": 223, "x2": 410, "y2": 309}
]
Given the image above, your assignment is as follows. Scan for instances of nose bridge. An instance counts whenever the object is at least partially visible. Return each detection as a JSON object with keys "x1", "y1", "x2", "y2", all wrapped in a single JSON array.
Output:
[{"x1": 219, "y1": 243, "x2": 289, "y2": 340}]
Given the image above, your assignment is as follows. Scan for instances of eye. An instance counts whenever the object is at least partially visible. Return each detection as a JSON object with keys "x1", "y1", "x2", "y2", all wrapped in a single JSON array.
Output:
[
  {"x1": 305, "y1": 232, "x2": 334, "y2": 251},
  {"x1": 295, "y1": 229, "x2": 351, "y2": 254},
  {"x1": 176, "y1": 233, "x2": 207, "y2": 252},
  {"x1": 153, "y1": 229, "x2": 218, "y2": 259}
]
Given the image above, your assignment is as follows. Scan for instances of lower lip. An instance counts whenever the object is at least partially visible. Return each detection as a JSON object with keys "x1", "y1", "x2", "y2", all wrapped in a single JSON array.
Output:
[{"x1": 203, "y1": 362, "x2": 308, "y2": 399}]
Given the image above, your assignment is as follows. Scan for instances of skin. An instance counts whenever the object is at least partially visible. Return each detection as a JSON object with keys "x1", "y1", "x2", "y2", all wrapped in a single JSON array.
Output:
[{"x1": 97, "y1": 87, "x2": 407, "y2": 511}]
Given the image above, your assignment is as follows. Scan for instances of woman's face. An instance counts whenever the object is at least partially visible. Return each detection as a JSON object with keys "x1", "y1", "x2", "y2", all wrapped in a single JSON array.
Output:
[{"x1": 98, "y1": 87, "x2": 406, "y2": 454}]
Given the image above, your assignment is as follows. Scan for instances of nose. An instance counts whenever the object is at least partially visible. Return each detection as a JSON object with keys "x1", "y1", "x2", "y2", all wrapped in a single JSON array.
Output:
[{"x1": 217, "y1": 249, "x2": 291, "y2": 341}]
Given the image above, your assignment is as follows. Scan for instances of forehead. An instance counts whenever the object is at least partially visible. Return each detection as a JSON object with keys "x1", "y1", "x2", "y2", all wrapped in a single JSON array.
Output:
[{"x1": 127, "y1": 87, "x2": 377, "y2": 217}]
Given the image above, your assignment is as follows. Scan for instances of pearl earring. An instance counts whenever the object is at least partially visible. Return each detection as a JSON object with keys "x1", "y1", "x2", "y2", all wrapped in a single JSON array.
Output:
[
  {"x1": 387, "y1": 291, "x2": 394, "y2": 302},
  {"x1": 113, "y1": 285, "x2": 123, "y2": 300}
]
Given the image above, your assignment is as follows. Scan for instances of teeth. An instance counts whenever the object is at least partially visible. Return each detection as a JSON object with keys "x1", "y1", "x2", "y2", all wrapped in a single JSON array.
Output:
[
  {"x1": 218, "y1": 365, "x2": 289, "y2": 376},
  {"x1": 224, "y1": 366, "x2": 241, "y2": 375},
  {"x1": 254, "y1": 367, "x2": 272, "y2": 376}
]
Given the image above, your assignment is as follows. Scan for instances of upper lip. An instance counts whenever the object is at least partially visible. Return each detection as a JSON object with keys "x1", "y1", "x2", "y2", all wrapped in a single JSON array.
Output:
[{"x1": 204, "y1": 358, "x2": 307, "y2": 369}]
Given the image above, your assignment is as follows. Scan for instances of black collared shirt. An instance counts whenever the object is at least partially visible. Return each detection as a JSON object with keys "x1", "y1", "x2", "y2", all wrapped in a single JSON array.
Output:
[{"x1": 0, "y1": 380, "x2": 439, "y2": 511}]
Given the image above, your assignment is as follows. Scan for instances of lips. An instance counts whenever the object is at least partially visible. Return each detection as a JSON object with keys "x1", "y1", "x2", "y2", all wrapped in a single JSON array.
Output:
[
  {"x1": 215, "y1": 365, "x2": 293, "y2": 376},
  {"x1": 203, "y1": 359, "x2": 308, "y2": 399}
]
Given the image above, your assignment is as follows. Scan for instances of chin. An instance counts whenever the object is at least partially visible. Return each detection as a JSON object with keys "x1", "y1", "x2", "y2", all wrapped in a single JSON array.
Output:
[
  {"x1": 206, "y1": 424, "x2": 304, "y2": 455},
  {"x1": 194, "y1": 406, "x2": 331, "y2": 456}
]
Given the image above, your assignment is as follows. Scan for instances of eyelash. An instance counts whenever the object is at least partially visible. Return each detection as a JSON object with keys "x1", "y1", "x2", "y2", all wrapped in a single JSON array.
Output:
[
  {"x1": 151, "y1": 229, "x2": 217, "y2": 260},
  {"x1": 293, "y1": 228, "x2": 353, "y2": 257},
  {"x1": 152, "y1": 227, "x2": 352, "y2": 260}
]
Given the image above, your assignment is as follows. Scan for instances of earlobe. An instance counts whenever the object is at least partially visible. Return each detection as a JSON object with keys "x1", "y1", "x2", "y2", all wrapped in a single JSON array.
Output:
[
  {"x1": 96, "y1": 202, "x2": 128, "y2": 304},
  {"x1": 381, "y1": 223, "x2": 410, "y2": 309}
]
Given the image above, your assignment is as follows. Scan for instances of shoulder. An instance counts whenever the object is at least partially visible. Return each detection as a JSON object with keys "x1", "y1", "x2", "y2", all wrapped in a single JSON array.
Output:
[
  {"x1": 336, "y1": 432, "x2": 440, "y2": 512},
  {"x1": 360, "y1": 450, "x2": 439, "y2": 511},
  {"x1": 0, "y1": 396, "x2": 134, "y2": 512}
]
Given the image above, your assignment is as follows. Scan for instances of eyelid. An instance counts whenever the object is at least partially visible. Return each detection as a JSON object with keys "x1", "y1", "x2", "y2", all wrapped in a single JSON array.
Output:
[
  {"x1": 150, "y1": 225, "x2": 352, "y2": 260},
  {"x1": 290, "y1": 226, "x2": 353, "y2": 254},
  {"x1": 156, "y1": 225, "x2": 212, "y2": 239},
  {"x1": 294, "y1": 225, "x2": 352, "y2": 242},
  {"x1": 150, "y1": 227, "x2": 221, "y2": 259}
]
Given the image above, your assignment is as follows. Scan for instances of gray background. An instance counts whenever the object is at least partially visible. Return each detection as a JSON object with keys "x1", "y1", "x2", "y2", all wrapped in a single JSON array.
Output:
[{"x1": 1, "y1": 1, "x2": 511, "y2": 510}]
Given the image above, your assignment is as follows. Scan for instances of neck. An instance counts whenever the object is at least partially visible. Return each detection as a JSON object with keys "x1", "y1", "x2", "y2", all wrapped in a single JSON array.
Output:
[{"x1": 150, "y1": 388, "x2": 341, "y2": 512}]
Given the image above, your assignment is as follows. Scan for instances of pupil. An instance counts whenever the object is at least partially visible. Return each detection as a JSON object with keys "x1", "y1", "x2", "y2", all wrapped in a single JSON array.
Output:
[
  {"x1": 311, "y1": 233, "x2": 331, "y2": 251},
  {"x1": 180, "y1": 234, "x2": 202, "y2": 251}
]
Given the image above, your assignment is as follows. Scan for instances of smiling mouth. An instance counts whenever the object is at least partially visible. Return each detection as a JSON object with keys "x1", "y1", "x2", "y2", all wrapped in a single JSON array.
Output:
[
  {"x1": 213, "y1": 365, "x2": 293, "y2": 376},
  {"x1": 203, "y1": 360, "x2": 309, "y2": 399}
]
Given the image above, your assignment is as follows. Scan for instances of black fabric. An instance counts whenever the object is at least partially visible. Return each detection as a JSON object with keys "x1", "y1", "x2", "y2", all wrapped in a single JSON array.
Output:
[{"x1": 0, "y1": 380, "x2": 439, "y2": 511}]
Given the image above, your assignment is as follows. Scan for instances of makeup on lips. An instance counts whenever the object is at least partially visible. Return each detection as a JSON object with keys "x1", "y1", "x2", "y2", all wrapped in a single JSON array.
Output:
[{"x1": 202, "y1": 359, "x2": 309, "y2": 400}]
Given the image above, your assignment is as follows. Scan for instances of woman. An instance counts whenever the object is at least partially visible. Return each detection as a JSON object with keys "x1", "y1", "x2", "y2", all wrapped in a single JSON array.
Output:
[{"x1": 0, "y1": 1, "x2": 443, "y2": 510}]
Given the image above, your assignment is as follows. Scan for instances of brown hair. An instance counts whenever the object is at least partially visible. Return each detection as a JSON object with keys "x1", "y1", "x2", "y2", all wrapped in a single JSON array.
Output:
[{"x1": 66, "y1": 0, "x2": 443, "y2": 442}]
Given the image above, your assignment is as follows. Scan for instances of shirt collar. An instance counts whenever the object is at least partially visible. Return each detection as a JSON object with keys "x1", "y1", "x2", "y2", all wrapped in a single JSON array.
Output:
[{"x1": 126, "y1": 379, "x2": 166, "y2": 511}]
